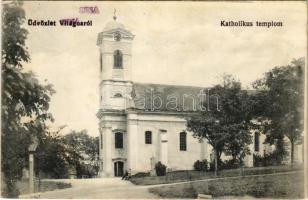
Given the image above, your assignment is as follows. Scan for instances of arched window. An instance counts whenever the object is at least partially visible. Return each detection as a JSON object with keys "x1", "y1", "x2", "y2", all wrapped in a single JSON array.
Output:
[
  {"x1": 254, "y1": 132, "x2": 260, "y2": 152},
  {"x1": 115, "y1": 132, "x2": 123, "y2": 149},
  {"x1": 113, "y1": 50, "x2": 123, "y2": 69},
  {"x1": 145, "y1": 131, "x2": 152, "y2": 144},
  {"x1": 100, "y1": 53, "x2": 103, "y2": 72},
  {"x1": 100, "y1": 133, "x2": 103, "y2": 149},
  {"x1": 179, "y1": 132, "x2": 187, "y2": 151}
]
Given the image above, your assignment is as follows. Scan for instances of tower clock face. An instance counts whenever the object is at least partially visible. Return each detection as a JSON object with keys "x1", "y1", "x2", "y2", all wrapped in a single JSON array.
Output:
[{"x1": 114, "y1": 33, "x2": 121, "y2": 41}]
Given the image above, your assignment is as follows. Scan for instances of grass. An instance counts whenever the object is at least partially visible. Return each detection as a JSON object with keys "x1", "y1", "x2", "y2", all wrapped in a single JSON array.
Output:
[
  {"x1": 16, "y1": 179, "x2": 72, "y2": 195},
  {"x1": 130, "y1": 165, "x2": 302, "y2": 186},
  {"x1": 148, "y1": 171, "x2": 304, "y2": 198}
]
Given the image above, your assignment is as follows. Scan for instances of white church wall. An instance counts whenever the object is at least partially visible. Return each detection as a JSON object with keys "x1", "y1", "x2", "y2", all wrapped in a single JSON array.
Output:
[
  {"x1": 127, "y1": 113, "x2": 139, "y2": 173},
  {"x1": 168, "y1": 127, "x2": 203, "y2": 171},
  {"x1": 100, "y1": 40, "x2": 132, "y2": 81},
  {"x1": 294, "y1": 144, "x2": 304, "y2": 164},
  {"x1": 135, "y1": 121, "x2": 159, "y2": 172},
  {"x1": 133, "y1": 113, "x2": 204, "y2": 172},
  {"x1": 280, "y1": 136, "x2": 303, "y2": 164},
  {"x1": 100, "y1": 81, "x2": 133, "y2": 110},
  {"x1": 99, "y1": 114, "x2": 127, "y2": 177},
  {"x1": 100, "y1": 53, "x2": 113, "y2": 80},
  {"x1": 99, "y1": 111, "x2": 304, "y2": 176}
]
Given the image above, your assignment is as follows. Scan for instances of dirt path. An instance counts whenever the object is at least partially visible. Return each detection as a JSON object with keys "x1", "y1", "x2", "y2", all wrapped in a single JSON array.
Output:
[
  {"x1": 21, "y1": 178, "x2": 158, "y2": 199},
  {"x1": 20, "y1": 171, "x2": 301, "y2": 199}
]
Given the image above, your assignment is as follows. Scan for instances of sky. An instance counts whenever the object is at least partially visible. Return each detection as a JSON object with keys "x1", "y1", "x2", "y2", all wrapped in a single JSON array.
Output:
[{"x1": 21, "y1": 1, "x2": 307, "y2": 136}]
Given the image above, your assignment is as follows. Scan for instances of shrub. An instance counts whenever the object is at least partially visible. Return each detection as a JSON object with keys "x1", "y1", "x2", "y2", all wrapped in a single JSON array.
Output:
[
  {"x1": 253, "y1": 151, "x2": 285, "y2": 167},
  {"x1": 155, "y1": 161, "x2": 167, "y2": 176},
  {"x1": 131, "y1": 172, "x2": 150, "y2": 178},
  {"x1": 193, "y1": 160, "x2": 209, "y2": 171},
  {"x1": 209, "y1": 161, "x2": 215, "y2": 171},
  {"x1": 209, "y1": 159, "x2": 226, "y2": 171},
  {"x1": 220, "y1": 159, "x2": 241, "y2": 170}
]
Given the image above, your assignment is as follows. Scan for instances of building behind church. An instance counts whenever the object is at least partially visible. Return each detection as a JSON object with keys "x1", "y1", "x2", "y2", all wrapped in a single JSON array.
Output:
[{"x1": 97, "y1": 16, "x2": 303, "y2": 177}]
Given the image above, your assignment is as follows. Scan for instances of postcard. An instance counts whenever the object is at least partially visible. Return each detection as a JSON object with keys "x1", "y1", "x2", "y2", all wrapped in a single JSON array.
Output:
[{"x1": 1, "y1": 1, "x2": 307, "y2": 199}]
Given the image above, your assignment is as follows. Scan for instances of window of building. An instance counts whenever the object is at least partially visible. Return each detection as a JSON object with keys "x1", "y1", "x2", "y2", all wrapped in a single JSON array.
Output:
[
  {"x1": 113, "y1": 50, "x2": 123, "y2": 69},
  {"x1": 145, "y1": 131, "x2": 152, "y2": 144},
  {"x1": 115, "y1": 132, "x2": 123, "y2": 149},
  {"x1": 100, "y1": 133, "x2": 103, "y2": 149},
  {"x1": 254, "y1": 132, "x2": 260, "y2": 152},
  {"x1": 113, "y1": 93, "x2": 123, "y2": 98},
  {"x1": 179, "y1": 132, "x2": 187, "y2": 151},
  {"x1": 100, "y1": 53, "x2": 103, "y2": 72}
]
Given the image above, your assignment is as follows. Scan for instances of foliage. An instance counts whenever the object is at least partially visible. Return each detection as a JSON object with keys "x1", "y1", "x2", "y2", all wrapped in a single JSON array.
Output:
[
  {"x1": 34, "y1": 129, "x2": 99, "y2": 179},
  {"x1": 34, "y1": 126, "x2": 79, "y2": 179},
  {"x1": 63, "y1": 130, "x2": 99, "y2": 178},
  {"x1": 186, "y1": 75, "x2": 254, "y2": 173},
  {"x1": 209, "y1": 160, "x2": 215, "y2": 171},
  {"x1": 149, "y1": 171, "x2": 304, "y2": 199},
  {"x1": 193, "y1": 160, "x2": 209, "y2": 171},
  {"x1": 155, "y1": 161, "x2": 167, "y2": 176},
  {"x1": 252, "y1": 58, "x2": 305, "y2": 164},
  {"x1": 253, "y1": 150, "x2": 287, "y2": 167},
  {"x1": 2, "y1": 1, "x2": 29, "y2": 67},
  {"x1": 1, "y1": 2, "x2": 54, "y2": 197},
  {"x1": 131, "y1": 172, "x2": 150, "y2": 178},
  {"x1": 206, "y1": 159, "x2": 240, "y2": 171},
  {"x1": 220, "y1": 159, "x2": 241, "y2": 170},
  {"x1": 63, "y1": 130, "x2": 99, "y2": 162},
  {"x1": 131, "y1": 165, "x2": 301, "y2": 186},
  {"x1": 36, "y1": 142, "x2": 70, "y2": 178}
]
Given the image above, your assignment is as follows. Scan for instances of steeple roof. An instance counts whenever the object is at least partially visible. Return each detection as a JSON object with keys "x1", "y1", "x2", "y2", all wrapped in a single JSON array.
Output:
[
  {"x1": 97, "y1": 15, "x2": 135, "y2": 45},
  {"x1": 103, "y1": 20, "x2": 125, "y2": 31}
]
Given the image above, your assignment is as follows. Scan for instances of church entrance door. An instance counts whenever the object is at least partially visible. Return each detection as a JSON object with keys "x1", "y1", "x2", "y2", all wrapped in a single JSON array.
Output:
[{"x1": 114, "y1": 161, "x2": 124, "y2": 177}]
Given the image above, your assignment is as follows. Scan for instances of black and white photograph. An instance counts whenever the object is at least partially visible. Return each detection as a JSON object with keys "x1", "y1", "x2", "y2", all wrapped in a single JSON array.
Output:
[{"x1": 1, "y1": 1, "x2": 307, "y2": 199}]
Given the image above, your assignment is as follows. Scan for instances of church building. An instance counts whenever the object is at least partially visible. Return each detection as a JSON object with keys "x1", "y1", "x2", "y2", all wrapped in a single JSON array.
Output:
[{"x1": 97, "y1": 16, "x2": 302, "y2": 177}]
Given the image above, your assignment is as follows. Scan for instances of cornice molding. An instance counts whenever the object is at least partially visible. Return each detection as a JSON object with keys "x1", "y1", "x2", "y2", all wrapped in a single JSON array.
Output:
[
  {"x1": 96, "y1": 109, "x2": 126, "y2": 119},
  {"x1": 97, "y1": 29, "x2": 135, "y2": 45},
  {"x1": 112, "y1": 157, "x2": 127, "y2": 162},
  {"x1": 99, "y1": 79, "x2": 133, "y2": 86},
  {"x1": 112, "y1": 128, "x2": 126, "y2": 133}
]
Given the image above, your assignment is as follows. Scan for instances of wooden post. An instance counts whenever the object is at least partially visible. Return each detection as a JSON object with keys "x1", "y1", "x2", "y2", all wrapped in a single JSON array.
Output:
[
  {"x1": 28, "y1": 137, "x2": 38, "y2": 194},
  {"x1": 29, "y1": 153, "x2": 34, "y2": 193},
  {"x1": 150, "y1": 157, "x2": 156, "y2": 176}
]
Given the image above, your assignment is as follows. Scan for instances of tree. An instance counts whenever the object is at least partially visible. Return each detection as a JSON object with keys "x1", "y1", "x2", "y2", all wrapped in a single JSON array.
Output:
[
  {"x1": 33, "y1": 129, "x2": 99, "y2": 179},
  {"x1": 13, "y1": 127, "x2": 98, "y2": 180},
  {"x1": 63, "y1": 130, "x2": 99, "y2": 178},
  {"x1": 223, "y1": 125, "x2": 252, "y2": 166},
  {"x1": 2, "y1": 2, "x2": 54, "y2": 197},
  {"x1": 64, "y1": 130, "x2": 98, "y2": 162},
  {"x1": 186, "y1": 75, "x2": 253, "y2": 175},
  {"x1": 253, "y1": 58, "x2": 304, "y2": 165},
  {"x1": 34, "y1": 126, "x2": 79, "y2": 179}
]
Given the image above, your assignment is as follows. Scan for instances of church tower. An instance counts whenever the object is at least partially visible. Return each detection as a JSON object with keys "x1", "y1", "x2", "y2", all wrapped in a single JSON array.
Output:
[
  {"x1": 97, "y1": 14, "x2": 135, "y2": 111},
  {"x1": 97, "y1": 13, "x2": 135, "y2": 177}
]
